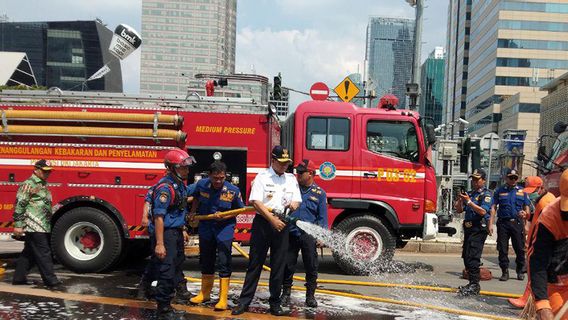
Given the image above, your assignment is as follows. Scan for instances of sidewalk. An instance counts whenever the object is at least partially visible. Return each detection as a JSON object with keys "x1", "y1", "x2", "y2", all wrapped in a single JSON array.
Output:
[{"x1": 400, "y1": 217, "x2": 501, "y2": 254}]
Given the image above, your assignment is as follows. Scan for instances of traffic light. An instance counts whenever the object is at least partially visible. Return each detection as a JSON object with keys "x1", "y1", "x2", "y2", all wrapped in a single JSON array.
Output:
[
  {"x1": 273, "y1": 74, "x2": 282, "y2": 101},
  {"x1": 471, "y1": 139, "x2": 481, "y2": 171},
  {"x1": 460, "y1": 137, "x2": 471, "y2": 173}
]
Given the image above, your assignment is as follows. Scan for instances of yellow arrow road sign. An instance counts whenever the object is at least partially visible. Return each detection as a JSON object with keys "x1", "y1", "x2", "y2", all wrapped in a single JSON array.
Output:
[{"x1": 334, "y1": 77, "x2": 360, "y2": 102}]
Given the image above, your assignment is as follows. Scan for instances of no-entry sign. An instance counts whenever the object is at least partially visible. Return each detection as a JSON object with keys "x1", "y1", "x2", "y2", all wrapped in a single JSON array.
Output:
[{"x1": 310, "y1": 82, "x2": 329, "y2": 101}]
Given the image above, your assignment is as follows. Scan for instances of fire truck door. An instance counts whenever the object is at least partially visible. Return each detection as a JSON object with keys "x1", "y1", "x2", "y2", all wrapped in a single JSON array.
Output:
[{"x1": 359, "y1": 115, "x2": 426, "y2": 224}]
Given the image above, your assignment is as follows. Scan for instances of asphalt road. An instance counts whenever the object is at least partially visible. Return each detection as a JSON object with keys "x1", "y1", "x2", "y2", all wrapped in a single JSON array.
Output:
[{"x1": 0, "y1": 240, "x2": 526, "y2": 319}]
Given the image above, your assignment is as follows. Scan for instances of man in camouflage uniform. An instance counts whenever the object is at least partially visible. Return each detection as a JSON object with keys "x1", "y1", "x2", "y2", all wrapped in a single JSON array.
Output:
[{"x1": 12, "y1": 159, "x2": 61, "y2": 288}]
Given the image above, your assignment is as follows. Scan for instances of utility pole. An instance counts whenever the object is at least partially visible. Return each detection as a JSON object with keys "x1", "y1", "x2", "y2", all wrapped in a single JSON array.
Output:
[{"x1": 405, "y1": 0, "x2": 423, "y2": 110}]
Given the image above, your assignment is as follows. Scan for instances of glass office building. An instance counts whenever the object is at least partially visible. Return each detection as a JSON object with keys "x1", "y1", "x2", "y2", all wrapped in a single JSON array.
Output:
[
  {"x1": 449, "y1": 0, "x2": 568, "y2": 176},
  {"x1": 365, "y1": 17, "x2": 415, "y2": 108},
  {"x1": 141, "y1": 0, "x2": 237, "y2": 95},
  {"x1": 420, "y1": 47, "x2": 446, "y2": 127},
  {"x1": 444, "y1": 0, "x2": 472, "y2": 136},
  {"x1": 0, "y1": 20, "x2": 122, "y2": 91}
]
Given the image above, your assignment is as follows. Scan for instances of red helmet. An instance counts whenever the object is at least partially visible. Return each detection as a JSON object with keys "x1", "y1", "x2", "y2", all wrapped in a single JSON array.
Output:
[{"x1": 164, "y1": 149, "x2": 195, "y2": 168}]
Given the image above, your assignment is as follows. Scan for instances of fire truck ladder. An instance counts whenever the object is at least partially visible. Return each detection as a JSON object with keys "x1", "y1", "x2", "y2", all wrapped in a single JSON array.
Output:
[
  {"x1": 0, "y1": 89, "x2": 269, "y2": 113},
  {"x1": 0, "y1": 90, "x2": 269, "y2": 141}
]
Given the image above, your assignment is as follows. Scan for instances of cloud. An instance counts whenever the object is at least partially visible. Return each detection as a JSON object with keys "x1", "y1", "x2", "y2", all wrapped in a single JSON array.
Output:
[
  {"x1": 236, "y1": 27, "x2": 364, "y2": 108},
  {"x1": 122, "y1": 49, "x2": 141, "y2": 93}
]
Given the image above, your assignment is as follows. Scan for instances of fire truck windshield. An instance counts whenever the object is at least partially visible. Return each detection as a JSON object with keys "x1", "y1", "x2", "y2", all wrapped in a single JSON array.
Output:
[{"x1": 547, "y1": 131, "x2": 568, "y2": 171}]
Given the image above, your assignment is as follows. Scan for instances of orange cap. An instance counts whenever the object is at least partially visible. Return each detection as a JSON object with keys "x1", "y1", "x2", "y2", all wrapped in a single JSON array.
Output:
[
  {"x1": 560, "y1": 170, "x2": 568, "y2": 212},
  {"x1": 523, "y1": 176, "x2": 543, "y2": 194}
]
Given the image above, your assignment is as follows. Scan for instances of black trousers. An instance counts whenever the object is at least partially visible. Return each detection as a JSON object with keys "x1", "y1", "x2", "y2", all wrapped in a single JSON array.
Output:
[
  {"x1": 13, "y1": 232, "x2": 59, "y2": 286},
  {"x1": 283, "y1": 232, "x2": 318, "y2": 289},
  {"x1": 141, "y1": 234, "x2": 186, "y2": 287},
  {"x1": 496, "y1": 219, "x2": 525, "y2": 271},
  {"x1": 462, "y1": 224, "x2": 488, "y2": 284},
  {"x1": 199, "y1": 237, "x2": 232, "y2": 278},
  {"x1": 238, "y1": 215, "x2": 289, "y2": 307},
  {"x1": 152, "y1": 228, "x2": 185, "y2": 306}
]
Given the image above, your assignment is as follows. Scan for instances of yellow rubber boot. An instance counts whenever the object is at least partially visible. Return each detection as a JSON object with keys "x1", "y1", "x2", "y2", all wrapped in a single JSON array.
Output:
[
  {"x1": 214, "y1": 277, "x2": 230, "y2": 310},
  {"x1": 190, "y1": 274, "x2": 214, "y2": 304}
]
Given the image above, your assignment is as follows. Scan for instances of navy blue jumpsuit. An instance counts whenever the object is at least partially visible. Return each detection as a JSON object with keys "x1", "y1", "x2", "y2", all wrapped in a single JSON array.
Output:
[
  {"x1": 192, "y1": 178, "x2": 244, "y2": 277},
  {"x1": 149, "y1": 175, "x2": 188, "y2": 307},
  {"x1": 493, "y1": 184, "x2": 530, "y2": 272}
]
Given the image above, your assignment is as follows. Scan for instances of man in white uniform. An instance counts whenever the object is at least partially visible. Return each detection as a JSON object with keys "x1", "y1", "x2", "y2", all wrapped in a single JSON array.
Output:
[{"x1": 232, "y1": 146, "x2": 301, "y2": 316}]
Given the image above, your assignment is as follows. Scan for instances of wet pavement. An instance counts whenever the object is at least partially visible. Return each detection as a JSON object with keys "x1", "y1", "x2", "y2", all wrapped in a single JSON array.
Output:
[{"x1": 0, "y1": 243, "x2": 524, "y2": 319}]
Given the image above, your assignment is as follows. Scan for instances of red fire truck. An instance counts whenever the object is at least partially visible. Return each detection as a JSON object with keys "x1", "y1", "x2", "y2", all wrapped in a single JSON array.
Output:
[
  {"x1": 0, "y1": 89, "x2": 443, "y2": 274},
  {"x1": 539, "y1": 121, "x2": 568, "y2": 195}
]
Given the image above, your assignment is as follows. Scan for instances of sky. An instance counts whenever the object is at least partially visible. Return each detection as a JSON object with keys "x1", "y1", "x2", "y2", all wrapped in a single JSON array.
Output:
[{"x1": 1, "y1": 0, "x2": 448, "y2": 106}]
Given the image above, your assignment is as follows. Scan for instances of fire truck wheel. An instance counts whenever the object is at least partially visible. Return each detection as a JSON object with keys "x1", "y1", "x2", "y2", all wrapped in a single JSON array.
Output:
[
  {"x1": 52, "y1": 207, "x2": 123, "y2": 273},
  {"x1": 333, "y1": 214, "x2": 396, "y2": 275}
]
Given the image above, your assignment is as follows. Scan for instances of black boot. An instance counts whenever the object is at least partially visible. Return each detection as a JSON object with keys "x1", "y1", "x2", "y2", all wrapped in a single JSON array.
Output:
[
  {"x1": 231, "y1": 304, "x2": 249, "y2": 315},
  {"x1": 136, "y1": 279, "x2": 152, "y2": 300},
  {"x1": 499, "y1": 268, "x2": 509, "y2": 282},
  {"x1": 156, "y1": 304, "x2": 182, "y2": 320},
  {"x1": 457, "y1": 283, "x2": 480, "y2": 296},
  {"x1": 174, "y1": 281, "x2": 191, "y2": 303},
  {"x1": 516, "y1": 270, "x2": 525, "y2": 281},
  {"x1": 280, "y1": 286, "x2": 291, "y2": 306},
  {"x1": 269, "y1": 304, "x2": 290, "y2": 316},
  {"x1": 305, "y1": 285, "x2": 317, "y2": 308}
]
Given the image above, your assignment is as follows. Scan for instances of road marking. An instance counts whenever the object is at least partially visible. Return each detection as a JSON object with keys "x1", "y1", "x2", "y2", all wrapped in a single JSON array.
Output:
[{"x1": 0, "y1": 283, "x2": 299, "y2": 319}]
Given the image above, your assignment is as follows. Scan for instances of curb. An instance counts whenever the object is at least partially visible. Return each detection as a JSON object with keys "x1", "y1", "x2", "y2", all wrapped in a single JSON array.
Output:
[{"x1": 400, "y1": 240, "x2": 501, "y2": 255}]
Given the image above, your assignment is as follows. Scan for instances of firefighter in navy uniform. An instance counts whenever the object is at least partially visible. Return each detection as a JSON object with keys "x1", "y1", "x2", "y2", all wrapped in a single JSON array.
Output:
[
  {"x1": 280, "y1": 159, "x2": 327, "y2": 308},
  {"x1": 529, "y1": 169, "x2": 568, "y2": 320},
  {"x1": 136, "y1": 183, "x2": 194, "y2": 301},
  {"x1": 455, "y1": 169, "x2": 492, "y2": 296},
  {"x1": 150, "y1": 148, "x2": 194, "y2": 319},
  {"x1": 188, "y1": 161, "x2": 244, "y2": 310},
  {"x1": 491, "y1": 168, "x2": 530, "y2": 282}
]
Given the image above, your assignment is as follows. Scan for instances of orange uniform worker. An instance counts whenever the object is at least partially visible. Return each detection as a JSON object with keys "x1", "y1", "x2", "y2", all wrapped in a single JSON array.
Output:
[
  {"x1": 508, "y1": 176, "x2": 556, "y2": 308},
  {"x1": 529, "y1": 170, "x2": 568, "y2": 320}
]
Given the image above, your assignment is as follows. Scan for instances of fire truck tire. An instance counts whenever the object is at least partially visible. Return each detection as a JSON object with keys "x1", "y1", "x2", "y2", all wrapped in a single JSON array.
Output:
[
  {"x1": 51, "y1": 207, "x2": 123, "y2": 273},
  {"x1": 333, "y1": 214, "x2": 396, "y2": 275}
]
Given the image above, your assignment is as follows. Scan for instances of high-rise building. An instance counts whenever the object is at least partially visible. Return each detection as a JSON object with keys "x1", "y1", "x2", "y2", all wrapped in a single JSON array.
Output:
[
  {"x1": 460, "y1": 1, "x2": 568, "y2": 176},
  {"x1": 365, "y1": 17, "x2": 415, "y2": 109},
  {"x1": 141, "y1": 0, "x2": 237, "y2": 95},
  {"x1": 444, "y1": 0, "x2": 472, "y2": 136},
  {"x1": 420, "y1": 47, "x2": 445, "y2": 127},
  {"x1": 541, "y1": 71, "x2": 568, "y2": 151},
  {"x1": 0, "y1": 20, "x2": 122, "y2": 91}
]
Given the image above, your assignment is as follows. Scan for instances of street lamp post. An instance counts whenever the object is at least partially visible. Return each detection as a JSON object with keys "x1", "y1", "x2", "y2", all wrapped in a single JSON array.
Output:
[{"x1": 405, "y1": 0, "x2": 423, "y2": 110}]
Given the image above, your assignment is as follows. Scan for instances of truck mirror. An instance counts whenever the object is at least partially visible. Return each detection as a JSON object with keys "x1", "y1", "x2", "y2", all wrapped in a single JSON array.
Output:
[
  {"x1": 537, "y1": 145, "x2": 547, "y2": 162},
  {"x1": 554, "y1": 121, "x2": 567, "y2": 134},
  {"x1": 426, "y1": 124, "x2": 437, "y2": 146}
]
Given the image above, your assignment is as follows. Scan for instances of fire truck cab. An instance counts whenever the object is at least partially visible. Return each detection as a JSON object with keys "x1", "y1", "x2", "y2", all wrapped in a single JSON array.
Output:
[
  {"x1": 538, "y1": 121, "x2": 568, "y2": 195},
  {"x1": 282, "y1": 99, "x2": 440, "y2": 272}
]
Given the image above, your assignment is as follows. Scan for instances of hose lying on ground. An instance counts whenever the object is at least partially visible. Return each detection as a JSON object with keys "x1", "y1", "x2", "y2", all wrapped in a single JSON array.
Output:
[
  {"x1": 184, "y1": 276, "x2": 518, "y2": 320},
  {"x1": 230, "y1": 242, "x2": 521, "y2": 299}
]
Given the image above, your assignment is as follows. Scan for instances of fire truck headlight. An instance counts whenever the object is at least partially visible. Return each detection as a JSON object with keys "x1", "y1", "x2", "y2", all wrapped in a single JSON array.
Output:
[
  {"x1": 231, "y1": 175, "x2": 240, "y2": 186},
  {"x1": 213, "y1": 152, "x2": 222, "y2": 161},
  {"x1": 194, "y1": 174, "x2": 203, "y2": 183}
]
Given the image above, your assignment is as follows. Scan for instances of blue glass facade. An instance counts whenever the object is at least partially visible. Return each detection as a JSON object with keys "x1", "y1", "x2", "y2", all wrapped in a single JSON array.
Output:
[
  {"x1": 0, "y1": 20, "x2": 122, "y2": 91},
  {"x1": 366, "y1": 17, "x2": 415, "y2": 108},
  {"x1": 420, "y1": 52, "x2": 445, "y2": 127}
]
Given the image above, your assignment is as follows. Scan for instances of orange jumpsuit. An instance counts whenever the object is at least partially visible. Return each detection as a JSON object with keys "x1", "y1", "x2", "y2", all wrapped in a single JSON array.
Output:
[{"x1": 530, "y1": 197, "x2": 568, "y2": 318}]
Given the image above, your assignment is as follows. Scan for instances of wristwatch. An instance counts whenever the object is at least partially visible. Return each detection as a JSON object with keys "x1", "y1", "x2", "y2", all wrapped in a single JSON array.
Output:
[{"x1": 465, "y1": 200, "x2": 471, "y2": 206}]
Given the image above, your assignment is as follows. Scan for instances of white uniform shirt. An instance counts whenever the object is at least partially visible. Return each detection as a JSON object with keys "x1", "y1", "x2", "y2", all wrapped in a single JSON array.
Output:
[{"x1": 249, "y1": 167, "x2": 302, "y2": 211}]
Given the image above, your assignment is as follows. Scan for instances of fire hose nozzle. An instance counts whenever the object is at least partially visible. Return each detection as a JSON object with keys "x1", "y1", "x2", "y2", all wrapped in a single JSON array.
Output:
[{"x1": 271, "y1": 207, "x2": 299, "y2": 225}]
